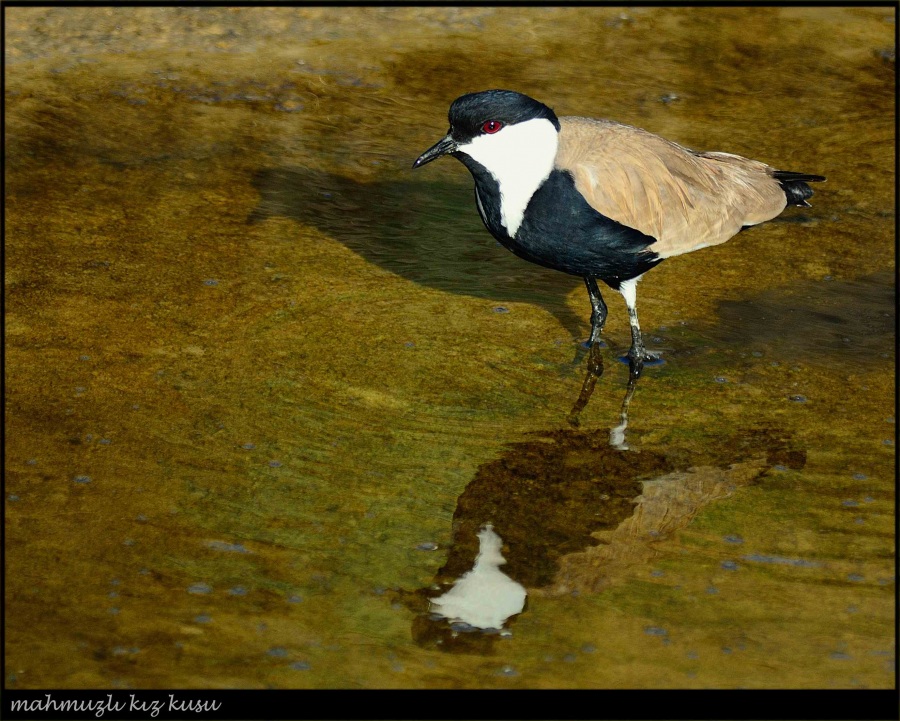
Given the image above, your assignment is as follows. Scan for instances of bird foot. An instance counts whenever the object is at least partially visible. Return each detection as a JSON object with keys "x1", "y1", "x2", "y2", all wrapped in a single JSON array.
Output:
[
  {"x1": 625, "y1": 347, "x2": 664, "y2": 365},
  {"x1": 617, "y1": 348, "x2": 665, "y2": 373}
]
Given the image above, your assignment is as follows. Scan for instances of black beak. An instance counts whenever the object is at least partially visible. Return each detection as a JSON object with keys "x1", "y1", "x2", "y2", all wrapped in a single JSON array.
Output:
[{"x1": 412, "y1": 135, "x2": 457, "y2": 169}]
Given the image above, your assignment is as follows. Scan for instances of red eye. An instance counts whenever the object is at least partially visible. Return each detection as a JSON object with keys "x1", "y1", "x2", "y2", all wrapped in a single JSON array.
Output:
[{"x1": 482, "y1": 120, "x2": 503, "y2": 134}]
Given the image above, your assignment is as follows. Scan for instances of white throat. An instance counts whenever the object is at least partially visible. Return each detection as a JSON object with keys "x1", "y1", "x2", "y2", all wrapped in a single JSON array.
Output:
[{"x1": 457, "y1": 117, "x2": 558, "y2": 237}]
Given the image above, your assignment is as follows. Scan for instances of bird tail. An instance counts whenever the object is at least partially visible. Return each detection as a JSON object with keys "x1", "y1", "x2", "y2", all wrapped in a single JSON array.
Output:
[{"x1": 773, "y1": 170, "x2": 826, "y2": 207}]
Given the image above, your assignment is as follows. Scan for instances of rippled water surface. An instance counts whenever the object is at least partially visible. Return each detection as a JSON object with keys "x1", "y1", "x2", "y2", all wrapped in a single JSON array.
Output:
[{"x1": 5, "y1": 7, "x2": 895, "y2": 690}]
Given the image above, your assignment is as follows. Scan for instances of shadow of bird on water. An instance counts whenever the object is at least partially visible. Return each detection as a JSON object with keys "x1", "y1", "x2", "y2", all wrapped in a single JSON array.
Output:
[{"x1": 247, "y1": 166, "x2": 586, "y2": 341}]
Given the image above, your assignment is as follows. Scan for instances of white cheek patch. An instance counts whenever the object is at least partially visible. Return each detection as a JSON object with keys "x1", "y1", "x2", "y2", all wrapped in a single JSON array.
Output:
[{"x1": 456, "y1": 118, "x2": 559, "y2": 237}]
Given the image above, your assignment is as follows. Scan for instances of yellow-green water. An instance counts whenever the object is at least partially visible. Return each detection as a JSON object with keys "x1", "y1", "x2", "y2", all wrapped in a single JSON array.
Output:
[{"x1": 5, "y1": 6, "x2": 895, "y2": 689}]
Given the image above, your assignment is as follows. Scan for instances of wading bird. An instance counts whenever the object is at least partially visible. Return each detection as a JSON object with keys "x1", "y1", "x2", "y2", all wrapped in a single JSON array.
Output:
[{"x1": 413, "y1": 90, "x2": 824, "y2": 374}]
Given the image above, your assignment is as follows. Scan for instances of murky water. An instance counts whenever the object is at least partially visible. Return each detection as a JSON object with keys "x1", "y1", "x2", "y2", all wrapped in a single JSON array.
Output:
[{"x1": 5, "y1": 7, "x2": 895, "y2": 690}]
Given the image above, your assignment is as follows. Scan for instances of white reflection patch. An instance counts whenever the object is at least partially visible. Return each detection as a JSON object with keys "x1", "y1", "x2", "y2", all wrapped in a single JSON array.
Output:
[{"x1": 429, "y1": 524, "x2": 527, "y2": 630}]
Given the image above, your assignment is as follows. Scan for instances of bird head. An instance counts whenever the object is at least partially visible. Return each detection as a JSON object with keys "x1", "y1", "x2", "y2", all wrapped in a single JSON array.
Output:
[{"x1": 413, "y1": 90, "x2": 560, "y2": 173}]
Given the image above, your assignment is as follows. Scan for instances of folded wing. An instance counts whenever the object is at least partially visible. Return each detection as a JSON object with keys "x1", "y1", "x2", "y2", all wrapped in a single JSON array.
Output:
[{"x1": 555, "y1": 117, "x2": 790, "y2": 258}]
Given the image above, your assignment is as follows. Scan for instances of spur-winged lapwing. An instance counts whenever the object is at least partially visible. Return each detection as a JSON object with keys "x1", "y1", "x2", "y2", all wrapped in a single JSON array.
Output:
[{"x1": 413, "y1": 89, "x2": 825, "y2": 372}]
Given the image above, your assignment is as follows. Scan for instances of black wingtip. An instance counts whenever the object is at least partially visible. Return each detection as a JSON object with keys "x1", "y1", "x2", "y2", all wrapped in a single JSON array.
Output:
[
  {"x1": 774, "y1": 169, "x2": 825, "y2": 206},
  {"x1": 774, "y1": 170, "x2": 826, "y2": 183}
]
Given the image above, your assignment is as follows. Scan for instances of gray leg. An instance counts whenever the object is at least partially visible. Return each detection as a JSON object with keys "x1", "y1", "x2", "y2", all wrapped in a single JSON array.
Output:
[
  {"x1": 619, "y1": 277, "x2": 657, "y2": 377},
  {"x1": 584, "y1": 277, "x2": 608, "y2": 346}
]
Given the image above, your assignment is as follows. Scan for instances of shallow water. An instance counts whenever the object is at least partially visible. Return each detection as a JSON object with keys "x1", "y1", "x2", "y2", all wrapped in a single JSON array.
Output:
[{"x1": 5, "y1": 7, "x2": 895, "y2": 690}]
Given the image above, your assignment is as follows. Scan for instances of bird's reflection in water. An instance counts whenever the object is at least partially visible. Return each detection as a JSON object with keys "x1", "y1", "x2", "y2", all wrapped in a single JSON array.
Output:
[
  {"x1": 428, "y1": 524, "x2": 526, "y2": 631},
  {"x1": 568, "y1": 343, "x2": 639, "y2": 450},
  {"x1": 395, "y1": 348, "x2": 805, "y2": 654}
]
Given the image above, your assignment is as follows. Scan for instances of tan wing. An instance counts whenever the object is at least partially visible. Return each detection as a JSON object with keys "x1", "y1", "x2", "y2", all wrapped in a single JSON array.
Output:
[{"x1": 555, "y1": 117, "x2": 788, "y2": 258}]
